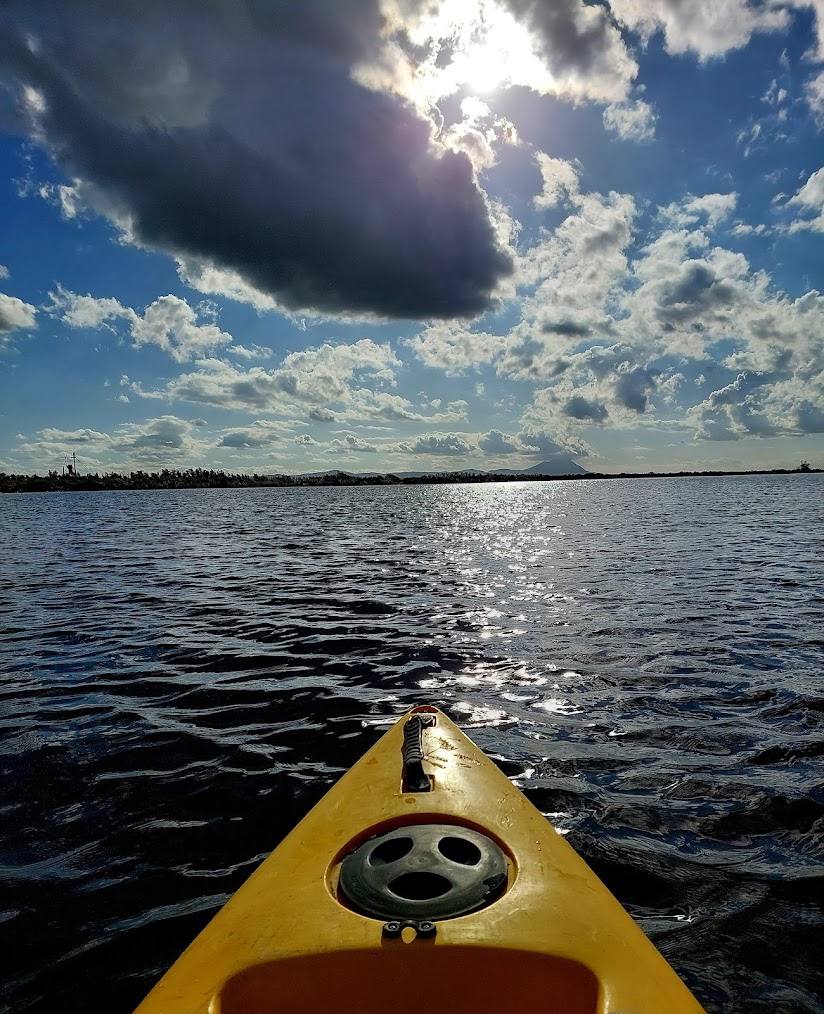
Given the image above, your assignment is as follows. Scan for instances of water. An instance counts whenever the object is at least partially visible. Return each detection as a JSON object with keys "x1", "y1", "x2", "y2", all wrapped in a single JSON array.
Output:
[{"x1": 1, "y1": 474, "x2": 822, "y2": 1013}]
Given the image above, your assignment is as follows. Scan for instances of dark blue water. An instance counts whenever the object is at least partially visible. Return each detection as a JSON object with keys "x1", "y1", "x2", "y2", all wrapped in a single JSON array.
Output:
[{"x1": 1, "y1": 475, "x2": 822, "y2": 1012}]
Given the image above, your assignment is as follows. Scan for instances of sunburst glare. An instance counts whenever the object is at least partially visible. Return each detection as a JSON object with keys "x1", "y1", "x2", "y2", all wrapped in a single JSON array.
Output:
[{"x1": 402, "y1": 0, "x2": 553, "y2": 104}]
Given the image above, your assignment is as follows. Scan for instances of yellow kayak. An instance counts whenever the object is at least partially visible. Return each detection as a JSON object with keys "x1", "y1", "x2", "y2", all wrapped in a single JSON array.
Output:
[{"x1": 135, "y1": 706, "x2": 707, "y2": 1013}]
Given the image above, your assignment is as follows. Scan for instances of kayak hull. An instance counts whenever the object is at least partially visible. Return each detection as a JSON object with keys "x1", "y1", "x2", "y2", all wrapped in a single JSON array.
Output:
[{"x1": 135, "y1": 706, "x2": 706, "y2": 1014}]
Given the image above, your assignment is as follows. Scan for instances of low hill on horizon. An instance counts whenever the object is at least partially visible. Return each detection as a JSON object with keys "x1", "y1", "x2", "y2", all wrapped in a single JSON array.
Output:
[{"x1": 297, "y1": 458, "x2": 587, "y2": 479}]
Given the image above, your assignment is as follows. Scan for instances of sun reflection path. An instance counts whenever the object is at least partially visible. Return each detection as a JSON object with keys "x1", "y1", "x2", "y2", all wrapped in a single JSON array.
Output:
[{"x1": 409, "y1": 483, "x2": 614, "y2": 750}]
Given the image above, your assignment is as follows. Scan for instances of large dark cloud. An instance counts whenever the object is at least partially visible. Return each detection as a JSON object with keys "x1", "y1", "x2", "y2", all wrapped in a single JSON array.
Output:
[{"x1": 0, "y1": 1, "x2": 512, "y2": 320}]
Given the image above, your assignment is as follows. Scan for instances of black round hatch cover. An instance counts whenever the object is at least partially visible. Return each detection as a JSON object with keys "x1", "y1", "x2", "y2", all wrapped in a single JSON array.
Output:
[{"x1": 338, "y1": 823, "x2": 508, "y2": 920}]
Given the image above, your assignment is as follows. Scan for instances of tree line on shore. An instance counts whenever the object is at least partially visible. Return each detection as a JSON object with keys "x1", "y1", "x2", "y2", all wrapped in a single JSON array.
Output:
[{"x1": 0, "y1": 463, "x2": 816, "y2": 493}]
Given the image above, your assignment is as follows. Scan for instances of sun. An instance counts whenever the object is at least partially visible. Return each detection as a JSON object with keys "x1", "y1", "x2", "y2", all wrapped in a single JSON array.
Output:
[
  {"x1": 439, "y1": 2, "x2": 551, "y2": 100},
  {"x1": 395, "y1": 0, "x2": 553, "y2": 108},
  {"x1": 453, "y1": 41, "x2": 509, "y2": 94}
]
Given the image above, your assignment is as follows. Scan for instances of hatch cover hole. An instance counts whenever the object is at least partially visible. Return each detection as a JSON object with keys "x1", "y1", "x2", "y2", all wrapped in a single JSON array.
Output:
[
  {"x1": 369, "y1": 837, "x2": 414, "y2": 866},
  {"x1": 389, "y1": 872, "x2": 452, "y2": 900},
  {"x1": 438, "y1": 836, "x2": 482, "y2": 866}
]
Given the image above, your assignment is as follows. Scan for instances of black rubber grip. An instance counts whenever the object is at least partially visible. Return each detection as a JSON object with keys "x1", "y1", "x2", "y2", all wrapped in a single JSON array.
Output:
[{"x1": 402, "y1": 715, "x2": 432, "y2": 792}]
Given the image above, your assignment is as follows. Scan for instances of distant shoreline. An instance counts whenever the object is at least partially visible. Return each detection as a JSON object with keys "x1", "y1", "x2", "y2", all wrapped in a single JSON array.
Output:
[{"x1": 0, "y1": 466, "x2": 819, "y2": 493}]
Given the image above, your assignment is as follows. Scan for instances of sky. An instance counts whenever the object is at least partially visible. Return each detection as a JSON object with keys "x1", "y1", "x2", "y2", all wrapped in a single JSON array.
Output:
[{"x1": 1, "y1": 0, "x2": 823, "y2": 477}]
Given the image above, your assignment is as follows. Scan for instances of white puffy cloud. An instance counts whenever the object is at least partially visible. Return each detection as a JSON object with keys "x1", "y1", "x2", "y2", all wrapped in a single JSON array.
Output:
[
  {"x1": 128, "y1": 336, "x2": 471, "y2": 426},
  {"x1": 512, "y1": 170, "x2": 637, "y2": 363},
  {"x1": 217, "y1": 425, "x2": 281, "y2": 449},
  {"x1": 393, "y1": 432, "x2": 476, "y2": 457},
  {"x1": 477, "y1": 429, "x2": 522, "y2": 454},
  {"x1": 787, "y1": 166, "x2": 824, "y2": 232},
  {"x1": 610, "y1": 0, "x2": 791, "y2": 60},
  {"x1": 660, "y1": 193, "x2": 738, "y2": 230},
  {"x1": 330, "y1": 433, "x2": 378, "y2": 454},
  {"x1": 806, "y1": 71, "x2": 824, "y2": 128},
  {"x1": 688, "y1": 367, "x2": 824, "y2": 440},
  {"x1": 534, "y1": 154, "x2": 582, "y2": 209},
  {"x1": 16, "y1": 416, "x2": 207, "y2": 469},
  {"x1": 406, "y1": 323, "x2": 506, "y2": 374},
  {"x1": 0, "y1": 292, "x2": 37, "y2": 334},
  {"x1": 51, "y1": 287, "x2": 233, "y2": 361},
  {"x1": 499, "y1": 0, "x2": 638, "y2": 102},
  {"x1": 603, "y1": 98, "x2": 657, "y2": 142}
]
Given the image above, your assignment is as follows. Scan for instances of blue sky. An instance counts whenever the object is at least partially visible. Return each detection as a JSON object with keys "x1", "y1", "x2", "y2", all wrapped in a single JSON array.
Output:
[{"x1": 1, "y1": 0, "x2": 823, "y2": 476}]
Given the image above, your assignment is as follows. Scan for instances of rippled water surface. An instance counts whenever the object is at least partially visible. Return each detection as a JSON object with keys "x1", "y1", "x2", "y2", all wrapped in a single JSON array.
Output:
[{"x1": 2, "y1": 475, "x2": 823, "y2": 1012}]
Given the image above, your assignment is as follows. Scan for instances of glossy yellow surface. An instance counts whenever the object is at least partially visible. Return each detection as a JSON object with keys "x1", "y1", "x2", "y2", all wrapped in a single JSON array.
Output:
[{"x1": 135, "y1": 706, "x2": 707, "y2": 1013}]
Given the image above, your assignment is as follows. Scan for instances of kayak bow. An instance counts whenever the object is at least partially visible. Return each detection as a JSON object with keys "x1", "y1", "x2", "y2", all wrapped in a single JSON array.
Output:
[{"x1": 135, "y1": 706, "x2": 706, "y2": 1013}]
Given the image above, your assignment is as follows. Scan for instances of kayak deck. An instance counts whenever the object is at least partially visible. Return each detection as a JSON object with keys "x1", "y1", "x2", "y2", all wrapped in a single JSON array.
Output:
[{"x1": 135, "y1": 706, "x2": 706, "y2": 1014}]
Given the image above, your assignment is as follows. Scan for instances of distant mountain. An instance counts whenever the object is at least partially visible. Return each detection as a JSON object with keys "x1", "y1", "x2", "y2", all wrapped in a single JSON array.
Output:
[
  {"x1": 493, "y1": 458, "x2": 588, "y2": 476},
  {"x1": 300, "y1": 458, "x2": 588, "y2": 480},
  {"x1": 385, "y1": 468, "x2": 484, "y2": 478}
]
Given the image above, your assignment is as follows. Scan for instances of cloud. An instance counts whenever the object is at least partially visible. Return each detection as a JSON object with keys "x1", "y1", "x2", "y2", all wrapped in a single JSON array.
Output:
[
  {"x1": 308, "y1": 408, "x2": 336, "y2": 423},
  {"x1": 406, "y1": 323, "x2": 506, "y2": 374},
  {"x1": 501, "y1": 0, "x2": 638, "y2": 102},
  {"x1": 17, "y1": 415, "x2": 205, "y2": 468},
  {"x1": 603, "y1": 98, "x2": 657, "y2": 142},
  {"x1": 477, "y1": 429, "x2": 522, "y2": 454},
  {"x1": 0, "y1": 264, "x2": 9, "y2": 279},
  {"x1": 660, "y1": 193, "x2": 738, "y2": 230},
  {"x1": 0, "y1": 291, "x2": 37, "y2": 334},
  {"x1": 534, "y1": 154, "x2": 581, "y2": 209},
  {"x1": 395, "y1": 432, "x2": 475, "y2": 457},
  {"x1": 129, "y1": 336, "x2": 471, "y2": 425},
  {"x1": 562, "y1": 394, "x2": 609, "y2": 421},
  {"x1": 610, "y1": 0, "x2": 791, "y2": 60},
  {"x1": 510, "y1": 171, "x2": 637, "y2": 368},
  {"x1": 613, "y1": 364, "x2": 659, "y2": 412},
  {"x1": 1, "y1": 1, "x2": 512, "y2": 320},
  {"x1": 51, "y1": 287, "x2": 233, "y2": 360},
  {"x1": 330, "y1": 433, "x2": 378, "y2": 454},
  {"x1": 787, "y1": 166, "x2": 824, "y2": 232},
  {"x1": 806, "y1": 70, "x2": 824, "y2": 128},
  {"x1": 218, "y1": 428, "x2": 279, "y2": 449}
]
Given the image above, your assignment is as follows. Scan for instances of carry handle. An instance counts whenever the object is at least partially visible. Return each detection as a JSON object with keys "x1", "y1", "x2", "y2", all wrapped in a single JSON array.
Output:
[{"x1": 402, "y1": 714, "x2": 434, "y2": 792}]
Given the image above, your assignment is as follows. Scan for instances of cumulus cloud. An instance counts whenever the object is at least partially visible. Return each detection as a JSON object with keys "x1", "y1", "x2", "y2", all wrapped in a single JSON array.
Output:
[
  {"x1": 331, "y1": 433, "x2": 378, "y2": 454},
  {"x1": 562, "y1": 394, "x2": 609, "y2": 421},
  {"x1": 406, "y1": 323, "x2": 506, "y2": 374},
  {"x1": 806, "y1": 70, "x2": 824, "y2": 127},
  {"x1": 0, "y1": 291, "x2": 37, "y2": 334},
  {"x1": 218, "y1": 427, "x2": 280, "y2": 449},
  {"x1": 0, "y1": 1, "x2": 512, "y2": 320},
  {"x1": 787, "y1": 166, "x2": 824, "y2": 232},
  {"x1": 395, "y1": 432, "x2": 475, "y2": 457},
  {"x1": 477, "y1": 429, "x2": 522, "y2": 454},
  {"x1": 17, "y1": 415, "x2": 205, "y2": 468},
  {"x1": 660, "y1": 193, "x2": 738, "y2": 230},
  {"x1": 610, "y1": 0, "x2": 791, "y2": 60},
  {"x1": 501, "y1": 0, "x2": 638, "y2": 102},
  {"x1": 151, "y1": 340, "x2": 396, "y2": 413},
  {"x1": 603, "y1": 98, "x2": 657, "y2": 142},
  {"x1": 51, "y1": 287, "x2": 232, "y2": 360},
  {"x1": 534, "y1": 154, "x2": 582, "y2": 209},
  {"x1": 508, "y1": 165, "x2": 637, "y2": 368}
]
